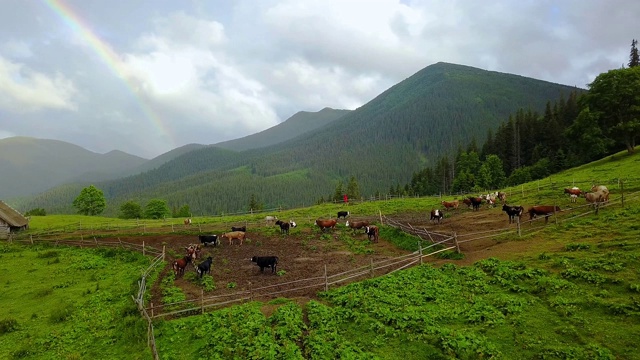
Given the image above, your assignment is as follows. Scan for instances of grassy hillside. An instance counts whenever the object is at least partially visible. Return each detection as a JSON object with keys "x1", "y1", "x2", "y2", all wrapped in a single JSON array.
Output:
[{"x1": 2, "y1": 149, "x2": 640, "y2": 359}]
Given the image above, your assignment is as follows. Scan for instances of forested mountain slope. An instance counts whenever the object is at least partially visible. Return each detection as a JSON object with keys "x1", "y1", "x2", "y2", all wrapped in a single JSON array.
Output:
[
  {"x1": 15, "y1": 62, "x2": 582, "y2": 215},
  {"x1": 214, "y1": 107, "x2": 350, "y2": 151}
]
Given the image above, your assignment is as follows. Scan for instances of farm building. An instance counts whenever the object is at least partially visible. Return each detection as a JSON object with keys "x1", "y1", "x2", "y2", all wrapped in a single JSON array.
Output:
[{"x1": 0, "y1": 200, "x2": 29, "y2": 239}]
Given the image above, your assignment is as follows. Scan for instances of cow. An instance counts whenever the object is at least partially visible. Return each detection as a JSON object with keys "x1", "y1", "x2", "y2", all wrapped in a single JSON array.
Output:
[
  {"x1": 172, "y1": 255, "x2": 192, "y2": 277},
  {"x1": 337, "y1": 211, "x2": 350, "y2": 219},
  {"x1": 497, "y1": 192, "x2": 507, "y2": 204},
  {"x1": 275, "y1": 220, "x2": 291, "y2": 235},
  {"x1": 221, "y1": 231, "x2": 246, "y2": 245},
  {"x1": 564, "y1": 187, "x2": 582, "y2": 197},
  {"x1": 316, "y1": 219, "x2": 338, "y2": 232},
  {"x1": 430, "y1": 209, "x2": 444, "y2": 224},
  {"x1": 196, "y1": 256, "x2": 213, "y2": 278},
  {"x1": 441, "y1": 200, "x2": 459, "y2": 210},
  {"x1": 365, "y1": 225, "x2": 379, "y2": 242},
  {"x1": 231, "y1": 226, "x2": 246, "y2": 232},
  {"x1": 468, "y1": 197, "x2": 483, "y2": 211},
  {"x1": 251, "y1": 256, "x2": 278, "y2": 273},
  {"x1": 198, "y1": 234, "x2": 219, "y2": 247},
  {"x1": 462, "y1": 198, "x2": 473, "y2": 208},
  {"x1": 482, "y1": 194, "x2": 497, "y2": 208},
  {"x1": 502, "y1": 204, "x2": 524, "y2": 224},
  {"x1": 184, "y1": 218, "x2": 192, "y2": 226},
  {"x1": 185, "y1": 244, "x2": 201, "y2": 261},
  {"x1": 265, "y1": 216, "x2": 278, "y2": 225},
  {"x1": 527, "y1": 205, "x2": 561, "y2": 224},
  {"x1": 345, "y1": 220, "x2": 369, "y2": 233},
  {"x1": 591, "y1": 185, "x2": 610, "y2": 203},
  {"x1": 584, "y1": 192, "x2": 605, "y2": 208}
]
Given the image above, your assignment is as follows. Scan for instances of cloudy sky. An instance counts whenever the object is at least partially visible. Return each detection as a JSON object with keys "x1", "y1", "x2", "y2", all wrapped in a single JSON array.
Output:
[{"x1": 0, "y1": 1, "x2": 637, "y2": 159}]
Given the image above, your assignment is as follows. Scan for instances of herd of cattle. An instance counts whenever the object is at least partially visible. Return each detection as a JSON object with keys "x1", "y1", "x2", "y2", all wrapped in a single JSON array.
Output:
[
  {"x1": 173, "y1": 184, "x2": 610, "y2": 281},
  {"x1": 435, "y1": 184, "x2": 610, "y2": 225},
  {"x1": 172, "y1": 213, "x2": 378, "y2": 280}
]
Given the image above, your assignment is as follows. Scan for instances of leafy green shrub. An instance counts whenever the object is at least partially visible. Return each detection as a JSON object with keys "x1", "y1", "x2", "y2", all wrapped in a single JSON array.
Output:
[
  {"x1": 277, "y1": 270, "x2": 287, "y2": 276},
  {"x1": 0, "y1": 318, "x2": 18, "y2": 334},
  {"x1": 565, "y1": 243, "x2": 591, "y2": 251},
  {"x1": 227, "y1": 282, "x2": 237, "y2": 289},
  {"x1": 49, "y1": 302, "x2": 75, "y2": 323},
  {"x1": 436, "y1": 250, "x2": 464, "y2": 260},
  {"x1": 201, "y1": 276, "x2": 215, "y2": 292}
]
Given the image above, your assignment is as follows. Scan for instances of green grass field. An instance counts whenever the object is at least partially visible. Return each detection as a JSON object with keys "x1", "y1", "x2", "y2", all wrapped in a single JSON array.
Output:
[{"x1": 3, "y1": 148, "x2": 640, "y2": 359}]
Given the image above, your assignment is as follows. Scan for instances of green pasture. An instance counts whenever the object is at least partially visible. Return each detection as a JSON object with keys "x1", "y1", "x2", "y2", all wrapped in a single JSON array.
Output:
[
  {"x1": 3, "y1": 149, "x2": 640, "y2": 359},
  {"x1": 0, "y1": 244, "x2": 154, "y2": 360}
]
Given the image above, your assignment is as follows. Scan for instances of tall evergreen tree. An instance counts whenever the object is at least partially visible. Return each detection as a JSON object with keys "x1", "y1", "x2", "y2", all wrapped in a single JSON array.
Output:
[
  {"x1": 629, "y1": 39, "x2": 639, "y2": 68},
  {"x1": 346, "y1": 176, "x2": 361, "y2": 200}
]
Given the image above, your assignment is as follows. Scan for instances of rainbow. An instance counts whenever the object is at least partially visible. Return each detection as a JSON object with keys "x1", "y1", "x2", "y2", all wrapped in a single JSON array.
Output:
[{"x1": 43, "y1": 0, "x2": 175, "y2": 150}]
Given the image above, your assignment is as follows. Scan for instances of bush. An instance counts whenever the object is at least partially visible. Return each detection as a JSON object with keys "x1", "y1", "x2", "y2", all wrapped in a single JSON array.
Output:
[{"x1": 0, "y1": 318, "x2": 18, "y2": 334}]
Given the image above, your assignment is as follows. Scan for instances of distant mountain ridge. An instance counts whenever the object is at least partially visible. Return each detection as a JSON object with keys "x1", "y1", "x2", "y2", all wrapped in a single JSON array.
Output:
[
  {"x1": 214, "y1": 107, "x2": 350, "y2": 151},
  {"x1": 12, "y1": 62, "x2": 584, "y2": 215},
  {"x1": 0, "y1": 137, "x2": 148, "y2": 198}
]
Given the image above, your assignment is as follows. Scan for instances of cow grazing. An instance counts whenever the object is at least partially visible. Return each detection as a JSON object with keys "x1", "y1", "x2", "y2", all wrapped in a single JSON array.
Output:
[
  {"x1": 345, "y1": 220, "x2": 369, "y2": 233},
  {"x1": 430, "y1": 209, "x2": 444, "y2": 224},
  {"x1": 469, "y1": 197, "x2": 483, "y2": 211},
  {"x1": 441, "y1": 200, "x2": 459, "y2": 210},
  {"x1": 497, "y1": 192, "x2": 507, "y2": 204},
  {"x1": 584, "y1": 192, "x2": 605, "y2": 208},
  {"x1": 231, "y1": 225, "x2": 246, "y2": 232},
  {"x1": 591, "y1": 185, "x2": 610, "y2": 203},
  {"x1": 275, "y1": 220, "x2": 291, "y2": 235},
  {"x1": 564, "y1": 187, "x2": 582, "y2": 196},
  {"x1": 337, "y1": 211, "x2": 350, "y2": 219},
  {"x1": 198, "y1": 234, "x2": 219, "y2": 247},
  {"x1": 462, "y1": 198, "x2": 473, "y2": 208},
  {"x1": 265, "y1": 216, "x2": 278, "y2": 225},
  {"x1": 481, "y1": 194, "x2": 497, "y2": 208},
  {"x1": 316, "y1": 219, "x2": 338, "y2": 232},
  {"x1": 196, "y1": 256, "x2": 213, "y2": 278},
  {"x1": 251, "y1": 256, "x2": 278, "y2": 273},
  {"x1": 184, "y1": 218, "x2": 192, "y2": 226},
  {"x1": 502, "y1": 204, "x2": 524, "y2": 224},
  {"x1": 527, "y1": 205, "x2": 561, "y2": 224},
  {"x1": 365, "y1": 225, "x2": 379, "y2": 242},
  {"x1": 221, "y1": 231, "x2": 246, "y2": 245},
  {"x1": 172, "y1": 255, "x2": 192, "y2": 277}
]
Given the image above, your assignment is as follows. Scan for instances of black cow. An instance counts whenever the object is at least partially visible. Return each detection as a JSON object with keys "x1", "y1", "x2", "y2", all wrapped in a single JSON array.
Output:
[
  {"x1": 337, "y1": 211, "x2": 350, "y2": 219},
  {"x1": 198, "y1": 234, "x2": 219, "y2": 247},
  {"x1": 469, "y1": 197, "x2": 483, "y2": 211},
  {"x1": 196, "y1": 256, "x2": 213, "y2": 278},
  {"x1": 430, "y1": 209, "x2": 444, "y2": 224},
  {"x1": 275, "y1": 220, "x2": 292, "y2": 235},
  {"x1": 502, "y1": 204, "x2": 525, "y2": 224},
  {"x1": 231, "y1": 226, "x2": 246, "y2": 232},
  {"x1": 251, "y1": 256, "x2": 278, "y2": 273}
]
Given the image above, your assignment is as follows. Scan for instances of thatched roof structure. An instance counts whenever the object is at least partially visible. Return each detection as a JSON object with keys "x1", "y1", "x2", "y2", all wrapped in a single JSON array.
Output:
[{"x1": 0, "y1": 200, "x2": 28, "y2": 227}]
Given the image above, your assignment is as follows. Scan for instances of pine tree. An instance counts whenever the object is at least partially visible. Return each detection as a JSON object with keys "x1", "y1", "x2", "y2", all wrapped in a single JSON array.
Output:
[
  {"x1": 629, "y1": 39, "x2": 639, "y2": 67},
  {"x1": 346, "y1": 176, "x2": 361, "y2": 199}
]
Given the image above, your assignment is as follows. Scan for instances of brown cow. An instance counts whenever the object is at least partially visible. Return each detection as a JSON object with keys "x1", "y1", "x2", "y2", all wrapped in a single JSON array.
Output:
[
  {"x1": 221, "y1": 231, "x2": 246, "y2": 245},
  {"x1": 584, "y1": 192, "x2": 605, "y2": 208},
  {"x1": 527, "y1": 205, "x2": 561, "y2": 224},
  {"x1": 316, "y1": 219, "x2": 338, "y2": 232},
  {"x1": 441, "y1": 200, "x2": 459, "y2": 210},
  {"x1": 346, "y1": 220, "x2": 369, "y2": 233},
  {"x1": 462, "y1": 198, "x2": 473, "y2": 208},
  {"x1": 591, "y1": 185, "x2": 610, "y2": 202},
  {"x1": 365, "y1": 225, "x2": 379, "y2": 242},
  {"x1": 468, "y1": 197, "x2": 483, "y2": 211}
]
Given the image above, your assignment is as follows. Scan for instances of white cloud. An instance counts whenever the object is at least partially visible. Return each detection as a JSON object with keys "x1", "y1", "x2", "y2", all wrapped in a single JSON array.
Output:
[{"x1": 0, "y1": 56, "x2": 77, "y2": 112}]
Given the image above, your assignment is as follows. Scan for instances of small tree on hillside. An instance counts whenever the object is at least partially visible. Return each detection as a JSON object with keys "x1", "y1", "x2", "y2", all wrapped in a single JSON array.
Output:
[
  {"x1": 119, "y1": 201, "x2": 142, "y2": 219},
  {"x1": 346, "y1": 176, "x2": 360, "y2": 200},
  {"x1": 248, "y1": 194, "x2": 263, "y2": 211},
  {"x1": 144, "y1": 199, "x2": 170, "y2": 219},
  {"x1": 73, "y1": 185, "x2": 106, "y2": 216},
  {"x1": 629, "y1": 39, "x2": 639, "y2": 68},
  {"x1": 173, "y1": 205, "x2": 191, "y2": 218},
  {"x1": 332, "y1": 182, "x2": 344, "y2": 202}
]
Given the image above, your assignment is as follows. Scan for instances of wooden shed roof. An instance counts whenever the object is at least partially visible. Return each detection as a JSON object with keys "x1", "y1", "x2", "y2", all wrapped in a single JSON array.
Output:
[{"x1": 0, "y1": 200, "x2": 29, "y2": 227}]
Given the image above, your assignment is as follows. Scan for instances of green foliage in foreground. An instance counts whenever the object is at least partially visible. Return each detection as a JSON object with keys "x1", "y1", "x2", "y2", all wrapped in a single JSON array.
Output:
[
  {"x1": 0, "y1": 244, "x2": 153, "y2": 359},
  {"x1": 154, "y1": 202, "x2": 640, "y2": 359}
]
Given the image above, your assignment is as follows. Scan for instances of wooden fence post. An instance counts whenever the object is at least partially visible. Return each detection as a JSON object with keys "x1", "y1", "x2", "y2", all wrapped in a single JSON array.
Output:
[
  {"x1": 419, "y1": 241, "x2": 423, "y2": 264},
  {"x1": 370, "y1": 259, "x2": 374, "y2": 278},
  {"x1": 171, "y1": 224, "x2": 174, "y2": 232},
  {"x1": 142, "y1": 241, "x2": 145, "y2": 256},
  {"x1": 379, "y1": 210, "x2": 383, "y2": 225},
  {"x1": 454, "y1": 232, "x2": 460, "y2": 253},
  {"x1": 324, "y1": 265, "x2": 328, "y2": 292},
  {"x1": 162, "y1": 246, "x2": 165, "y2": 261},
  {"x1": 30, "y1": 234, "x2": 33, "y2": 244}
]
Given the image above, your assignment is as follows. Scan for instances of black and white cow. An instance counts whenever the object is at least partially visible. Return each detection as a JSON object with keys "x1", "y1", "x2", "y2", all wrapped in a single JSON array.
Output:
[
  {"x1": 502, "y1": 204, "x2": 524, "y2": 224},
  {"x1": 231, "y1": 226, "x2": 246, "y2": 232},
  {"x1": 251, "y1": 256, "x2": 279, "y2": 273},
  {"x1": 196, "y1": 256, "x2": 213, "y2": 278},
  {"x1": 430, "y1": 209, "x2": 444, "y2": 224},
  {"x1": 198, "y1": 234, "x2": 219, "y2": 247},
  {"x1": 337, "y1": 211, "x2": 350, "y2": 219}
]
